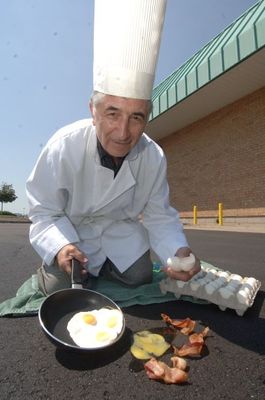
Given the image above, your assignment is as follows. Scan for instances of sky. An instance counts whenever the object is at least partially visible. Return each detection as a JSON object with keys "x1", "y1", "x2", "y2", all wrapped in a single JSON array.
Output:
[{"x1": 0, "y1": 0, "x2": 259, "y2": 215}]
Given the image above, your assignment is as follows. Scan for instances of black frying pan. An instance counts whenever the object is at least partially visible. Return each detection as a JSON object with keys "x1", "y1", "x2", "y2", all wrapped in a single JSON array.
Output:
[{"x1": 39, "y1": 259, "x2": 125, "y2": 353}]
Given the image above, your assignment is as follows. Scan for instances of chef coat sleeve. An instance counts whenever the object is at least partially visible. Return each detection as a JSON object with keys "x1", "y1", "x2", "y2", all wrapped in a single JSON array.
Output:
[
  {"x1": 141, "y1": 154, "x2": 189, "y2": 265},
  {"x1": 26, "y1": 145, "x2": 80, "y2": 266}
]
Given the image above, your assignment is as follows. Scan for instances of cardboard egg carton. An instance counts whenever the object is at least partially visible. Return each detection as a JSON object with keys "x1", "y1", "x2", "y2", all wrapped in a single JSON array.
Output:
[{"x1": 160, "y1": 265, "x2": 261, "y2": 316}]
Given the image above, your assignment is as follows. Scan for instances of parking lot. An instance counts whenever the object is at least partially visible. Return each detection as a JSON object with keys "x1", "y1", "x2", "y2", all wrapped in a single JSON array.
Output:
[{"x1": 0, "y1": 223, "x2": 264, "y2": 400}]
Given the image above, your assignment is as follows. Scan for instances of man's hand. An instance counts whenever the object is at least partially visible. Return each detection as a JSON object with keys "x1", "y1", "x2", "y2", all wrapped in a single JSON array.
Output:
[
  {"x1": 56, "y1": 244, "x2": 88, "y2": 275},
  {"x1": 164, "y1": 246, "x2": 201, "y2": 282}
]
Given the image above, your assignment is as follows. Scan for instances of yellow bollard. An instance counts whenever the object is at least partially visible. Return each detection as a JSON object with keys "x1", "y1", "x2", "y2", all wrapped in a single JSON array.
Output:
[
  {"x1": 193, "y1": 205, "x2": 197, "y2": 225},
  {"x1": 218, "y1": 203, "x2": 223, "y2": 225}
]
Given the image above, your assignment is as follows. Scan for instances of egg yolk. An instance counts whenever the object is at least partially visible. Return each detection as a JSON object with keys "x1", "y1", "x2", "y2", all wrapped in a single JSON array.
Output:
[
  {"x1": 107, "y1": 315, "x2": 118, "y2": 329},
  {"x1": 83, "y1": 313, "x2": 97, "y2": 325},
  {"x1": 96, "y1": 331, "x2": 112, "y2": 342},
  {"x1": 130, "y1": 330, "x2": 170, "y2": 360}
]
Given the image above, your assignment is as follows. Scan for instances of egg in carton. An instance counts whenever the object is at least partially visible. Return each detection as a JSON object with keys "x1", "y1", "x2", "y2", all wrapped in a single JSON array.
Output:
[{"x1": 160, "y1": 255, "x2": 261, "y2": 316}]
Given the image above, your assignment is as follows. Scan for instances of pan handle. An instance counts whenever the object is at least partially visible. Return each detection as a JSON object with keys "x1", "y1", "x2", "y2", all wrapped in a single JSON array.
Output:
[{"x1": 71, "y1": 259, "x2": 83, "y2": 289}]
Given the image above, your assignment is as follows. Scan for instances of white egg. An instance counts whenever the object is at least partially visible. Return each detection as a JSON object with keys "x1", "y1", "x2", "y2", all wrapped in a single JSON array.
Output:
[
  {"x1": 67, "y1": 308, "x2": 123, "y2": 348},
  {"x1": 218, "y1": 271, "x2": 230, "y2": 279},
  {"x1": 180, "y1": 253, "x2": 196, "y2": 272},
  {"x1": 167, "y1": 257, "x2": 182, "y2": 271},
  {"x1": 167, "y1": 253, "x2": 195, "y2": 272},
  {"x1": 243, "y1": 277, "x2": 258, "y2": 289}
]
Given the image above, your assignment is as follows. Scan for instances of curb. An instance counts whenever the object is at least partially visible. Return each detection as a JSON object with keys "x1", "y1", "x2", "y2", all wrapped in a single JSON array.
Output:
[
  {"x1": 0, "y1": 219, "x2": 31, "y2": 224},
  {"x1": 184, "y1": 224, "x2": 265, "y2": 234}
]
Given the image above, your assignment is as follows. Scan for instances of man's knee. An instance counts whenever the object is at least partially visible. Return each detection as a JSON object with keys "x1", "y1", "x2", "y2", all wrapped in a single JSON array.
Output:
[
  {"x1": 121, "y1": 251, "x2": 153, "y2": 286},
  {"x1": 37, "y1": 262, "x2": 71, "y2": 295},
  {"x1": 99, "y1": 251, "x2": 153, "y2": 287}
]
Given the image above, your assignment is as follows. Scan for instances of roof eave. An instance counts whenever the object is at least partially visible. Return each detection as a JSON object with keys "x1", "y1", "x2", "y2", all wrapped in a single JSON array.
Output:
[{"x1": 146, "y1": 46, "x2": 265, "y2": 141}]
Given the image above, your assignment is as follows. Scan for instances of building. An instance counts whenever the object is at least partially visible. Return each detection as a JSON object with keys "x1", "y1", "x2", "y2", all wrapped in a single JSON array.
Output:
[{"x1": 146, "y1": 0, "x2": 265, "y2": 225}]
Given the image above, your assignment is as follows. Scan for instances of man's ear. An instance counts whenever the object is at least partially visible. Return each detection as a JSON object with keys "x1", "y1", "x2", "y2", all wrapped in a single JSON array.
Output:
[{"x1": 89, "y1": 101, "x2": 95, "y2": 125}]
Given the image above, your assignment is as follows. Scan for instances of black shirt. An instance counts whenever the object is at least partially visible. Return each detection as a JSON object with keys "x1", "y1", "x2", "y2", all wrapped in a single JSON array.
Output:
[{"x1": 97, "y1": 138, "x2": 126, "y2": 177}]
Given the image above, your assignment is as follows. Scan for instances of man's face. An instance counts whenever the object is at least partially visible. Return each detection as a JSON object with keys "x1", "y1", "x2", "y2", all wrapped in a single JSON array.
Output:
[{"x1": 90, "y1": 95, "x2": 149, "y2": 158}]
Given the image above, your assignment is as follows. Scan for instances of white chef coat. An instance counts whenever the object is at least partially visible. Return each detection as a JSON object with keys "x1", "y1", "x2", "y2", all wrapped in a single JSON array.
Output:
[{"x1": 26, "y1": 119, "x2": 188, "y2": 275}]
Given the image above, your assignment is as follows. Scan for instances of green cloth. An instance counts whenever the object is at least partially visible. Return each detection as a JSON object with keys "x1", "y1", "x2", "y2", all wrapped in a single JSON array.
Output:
[{"x1": 0, "y1": 263, "x2": 211, "y2": 317}]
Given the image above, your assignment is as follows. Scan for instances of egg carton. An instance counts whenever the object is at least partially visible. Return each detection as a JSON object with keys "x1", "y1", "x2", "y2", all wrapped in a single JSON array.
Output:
[{"x1": 160, "y1": 265, "x2": 261, "y2": 316}]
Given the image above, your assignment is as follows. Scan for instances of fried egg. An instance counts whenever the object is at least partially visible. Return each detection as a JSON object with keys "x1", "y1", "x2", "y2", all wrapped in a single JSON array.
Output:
[{"x1": 67, "y1": 308, "x2": 123, "y2": 348}]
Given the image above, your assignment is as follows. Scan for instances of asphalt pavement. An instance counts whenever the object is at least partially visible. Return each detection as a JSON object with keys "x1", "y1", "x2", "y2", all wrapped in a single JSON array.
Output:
[{"x1": 0, "y1": 223, "x2": 264, "y2": 400}]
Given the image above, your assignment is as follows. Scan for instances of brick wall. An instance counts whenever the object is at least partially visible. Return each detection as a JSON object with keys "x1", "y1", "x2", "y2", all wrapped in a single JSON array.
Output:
[{"x1": 158, "y1": 87, "x2": 265, "y2": 215}]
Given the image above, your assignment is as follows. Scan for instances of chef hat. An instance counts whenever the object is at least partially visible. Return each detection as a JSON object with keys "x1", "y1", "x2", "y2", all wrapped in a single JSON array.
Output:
[{"x1": 93, "y1": 0, "x2": 167, "y2": 100}]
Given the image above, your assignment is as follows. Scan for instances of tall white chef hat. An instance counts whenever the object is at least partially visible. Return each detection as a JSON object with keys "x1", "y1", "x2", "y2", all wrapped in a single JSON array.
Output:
[{"x1": 93, "y1": 0, "x2": 167, "y2": 100}]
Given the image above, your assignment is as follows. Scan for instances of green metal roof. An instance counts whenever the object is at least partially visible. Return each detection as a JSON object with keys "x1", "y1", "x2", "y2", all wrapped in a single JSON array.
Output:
[{"x1": 150, "y1": 0, "x2": 265, "y2": 121}]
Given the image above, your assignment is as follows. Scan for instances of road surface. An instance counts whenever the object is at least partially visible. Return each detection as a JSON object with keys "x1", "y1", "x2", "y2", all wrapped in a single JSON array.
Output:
[{"x1": 0, "y1": 224, "x2": 264, "y2": 400}]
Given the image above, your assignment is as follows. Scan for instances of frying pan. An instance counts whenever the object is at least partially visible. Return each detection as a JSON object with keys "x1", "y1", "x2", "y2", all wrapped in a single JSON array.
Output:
[{"x1": 39, "y1": 259, "x2": 125, "y2": 353}]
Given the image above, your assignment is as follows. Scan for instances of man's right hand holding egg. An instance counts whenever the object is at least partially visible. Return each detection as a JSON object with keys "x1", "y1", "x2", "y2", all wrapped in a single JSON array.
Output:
[{"x1": 164, "y1": 247, "x2": 201, "y2": 282}]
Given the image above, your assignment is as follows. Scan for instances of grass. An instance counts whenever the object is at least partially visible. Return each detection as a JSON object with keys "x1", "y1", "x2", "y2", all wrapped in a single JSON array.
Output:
[{"x1": 0, "y1": 211, "x2": 17, "y2": 216}]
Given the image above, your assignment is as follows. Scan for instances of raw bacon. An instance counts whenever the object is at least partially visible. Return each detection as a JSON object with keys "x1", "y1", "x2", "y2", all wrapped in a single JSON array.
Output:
[
  {"x1": 161, "y1": 314, "x2": 196, "y2": 335},
  {"x1": 144, "y1": 358, "x2": 188, "y2": 384},
  {"x1": 170, "y1": 356, "x2": 187, "y2": 371},
  {"x1": 173, "y1": 327, "x2": 209, "y2": 357},
  {"x1": 161, "y1": 313, "x2": 209, "y2": 357}
]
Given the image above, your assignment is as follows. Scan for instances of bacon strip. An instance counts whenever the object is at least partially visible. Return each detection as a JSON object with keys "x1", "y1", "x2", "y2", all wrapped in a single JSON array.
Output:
[
  {"x1": 173, "y1": 342, "x2": 203, "y2": 357},
  {"x1": 170, "y1": 356, "x2": 187, "y2": 371},
  {"x1": 144, "y1": 358, "x2": 188, "y2": 384},
  {"x1": 189, "y1": 326, "x2": 209, "y2": 344},
  {"x1": 161, "y1": 314, "x2": 196, "y2": 335},
  {"x1": 173, "y1": 326, "x2": 210, "y2": 357}
]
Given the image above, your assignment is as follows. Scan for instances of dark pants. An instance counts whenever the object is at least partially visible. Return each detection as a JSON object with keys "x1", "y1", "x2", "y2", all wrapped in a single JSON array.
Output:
[
  {"x1": 99, "y1": 251, "x2": 153, "y2": 287},
  {"x1": 37, "y1": 251, "x2": 153, "y2": 295}
]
